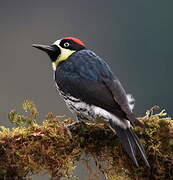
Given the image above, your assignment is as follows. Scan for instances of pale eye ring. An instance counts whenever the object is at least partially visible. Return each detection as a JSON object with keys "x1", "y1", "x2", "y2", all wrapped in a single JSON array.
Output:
[{"x1": 64, "y1": 42, "x2": 70, "y2": 47}]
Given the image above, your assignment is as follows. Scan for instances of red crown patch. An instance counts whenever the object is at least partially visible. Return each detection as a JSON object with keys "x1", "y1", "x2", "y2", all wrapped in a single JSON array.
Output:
[{"x1": 63, "y1": 37, "x2": 85, "y2": 46}]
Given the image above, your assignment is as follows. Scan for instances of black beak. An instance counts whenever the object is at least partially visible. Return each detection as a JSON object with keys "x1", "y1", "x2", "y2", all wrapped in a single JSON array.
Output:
[
  {"x1": 32, "y1": 44, "x2": 61, "y2": 61},
  {"x1": 32, "y1": 44, "x2": 57, "y2": 53}
]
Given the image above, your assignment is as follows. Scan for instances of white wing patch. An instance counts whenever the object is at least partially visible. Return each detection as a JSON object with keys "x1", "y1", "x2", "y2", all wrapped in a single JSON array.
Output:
[
  {"x1": 92, "y1": 106, "x2": 130, "y2": 129},
  {"x1": 126, "y1": 94, "x2": 135, "y2": 112}
]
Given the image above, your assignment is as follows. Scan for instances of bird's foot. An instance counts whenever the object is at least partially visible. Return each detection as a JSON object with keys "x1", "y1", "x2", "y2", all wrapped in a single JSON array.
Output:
[
  {"x1": 64, "y1": 121, "x2": 85, "y2": 138},
  {"x1": 66, "y1": 121, "x2": 85, "y2": 129}
]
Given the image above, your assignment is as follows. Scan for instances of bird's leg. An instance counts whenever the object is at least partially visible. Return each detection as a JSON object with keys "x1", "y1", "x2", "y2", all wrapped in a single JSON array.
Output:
[
  {"x1": 66, "y1": 114, "x2": 86, "y2": 128},
  {"x1": 65, "y1": 121, "x2": 80, "y2": 128},
  {"x1": 64, "y1": 114, "x2": 86, "y2": 138}
]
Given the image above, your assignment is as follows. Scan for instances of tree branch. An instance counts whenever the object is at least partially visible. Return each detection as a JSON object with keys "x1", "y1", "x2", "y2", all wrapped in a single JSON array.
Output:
[{"x1": 0, "y1": 101, "x2": 172, "y2": 180}]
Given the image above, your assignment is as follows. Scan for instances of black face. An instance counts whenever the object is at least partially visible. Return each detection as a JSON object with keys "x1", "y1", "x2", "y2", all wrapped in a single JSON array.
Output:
[
  {"x1": 59, "y1": 39, "x2": 86, "y2": 51},
  {"x1": 47, "y1": 45, "x2": 61, "y2": 62}
]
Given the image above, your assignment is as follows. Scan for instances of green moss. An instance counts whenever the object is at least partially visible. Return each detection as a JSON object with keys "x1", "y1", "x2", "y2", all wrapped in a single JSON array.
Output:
[{"x1": 0, "y1": 101, "x2": 172, "y2": 179}]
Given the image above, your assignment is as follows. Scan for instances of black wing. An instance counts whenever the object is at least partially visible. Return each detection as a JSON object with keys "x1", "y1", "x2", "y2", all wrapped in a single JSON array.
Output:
[
  {"x1": 56, "y1": 50, "x2": 142, "y2": 126},
  {"x1": 102, "y1": 77, "x2": 143, "y2": 126}
]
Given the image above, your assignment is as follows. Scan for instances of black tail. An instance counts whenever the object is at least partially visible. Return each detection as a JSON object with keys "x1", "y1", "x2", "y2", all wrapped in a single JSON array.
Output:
[{"x1": 109, "y1": 120, "x2": 150, "y2": 167}]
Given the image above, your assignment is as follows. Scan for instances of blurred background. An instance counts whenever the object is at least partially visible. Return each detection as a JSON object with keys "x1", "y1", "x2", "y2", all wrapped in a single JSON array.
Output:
[{"x1": 0, "y1": 0, "x2": 172, "y2": 178}]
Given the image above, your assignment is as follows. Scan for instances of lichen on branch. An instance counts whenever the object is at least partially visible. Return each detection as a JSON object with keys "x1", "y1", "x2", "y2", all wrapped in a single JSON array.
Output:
[{"x1": 0, "y1": 100, "x2": 172, "y2": 180}]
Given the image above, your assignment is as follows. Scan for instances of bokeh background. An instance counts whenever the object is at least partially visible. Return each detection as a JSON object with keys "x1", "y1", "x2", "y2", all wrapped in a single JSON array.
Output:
[{"x1": 0, "y1": 0, "x2": 172, "y2": 179}]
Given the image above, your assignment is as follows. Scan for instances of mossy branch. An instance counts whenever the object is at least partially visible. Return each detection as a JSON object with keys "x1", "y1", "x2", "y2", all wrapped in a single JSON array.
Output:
[{"x1": 0, "y1": 100, "x2": 173, "y2": 180}]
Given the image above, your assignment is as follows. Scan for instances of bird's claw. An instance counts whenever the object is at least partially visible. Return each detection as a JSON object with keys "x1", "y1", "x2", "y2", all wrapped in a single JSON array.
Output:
[{"x1": 64, "y1": 121, "x2": 85, "y2": 138}]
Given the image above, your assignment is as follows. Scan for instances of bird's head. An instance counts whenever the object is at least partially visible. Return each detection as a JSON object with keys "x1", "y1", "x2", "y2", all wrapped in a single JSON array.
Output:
[{"x1": 33, "y1": 37, "x2": 86, "y2": 70}]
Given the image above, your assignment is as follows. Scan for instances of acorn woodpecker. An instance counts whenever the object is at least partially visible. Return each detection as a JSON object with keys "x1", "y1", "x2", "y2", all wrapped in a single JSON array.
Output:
[{"x1": 33, "y1": 37, "x2": 150, "y2": 167}]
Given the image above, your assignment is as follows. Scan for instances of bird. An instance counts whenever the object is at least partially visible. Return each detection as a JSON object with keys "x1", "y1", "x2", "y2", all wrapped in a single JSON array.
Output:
[{"x1": 32, "y1": 37, "x2": 150, "y2": 167}]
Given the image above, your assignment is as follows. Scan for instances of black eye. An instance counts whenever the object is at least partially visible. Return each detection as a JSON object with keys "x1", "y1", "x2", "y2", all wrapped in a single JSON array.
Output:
[{"x1": 64, "y1": 42, "x2": 70, "y2": 47}]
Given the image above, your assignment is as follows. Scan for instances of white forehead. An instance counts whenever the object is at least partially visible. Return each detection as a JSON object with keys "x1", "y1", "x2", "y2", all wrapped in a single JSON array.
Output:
[{"x1": 53, "y1": 39, "x2": 61, "y2": 47}]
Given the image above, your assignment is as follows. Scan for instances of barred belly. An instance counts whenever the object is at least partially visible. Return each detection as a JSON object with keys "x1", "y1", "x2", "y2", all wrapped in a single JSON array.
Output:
[
  {"x1": 55, "y1": 82, "x2": 134, "y2": 129},
  {"x1": 59, "y1": 91, "x2": 130, "y2": 129}
]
